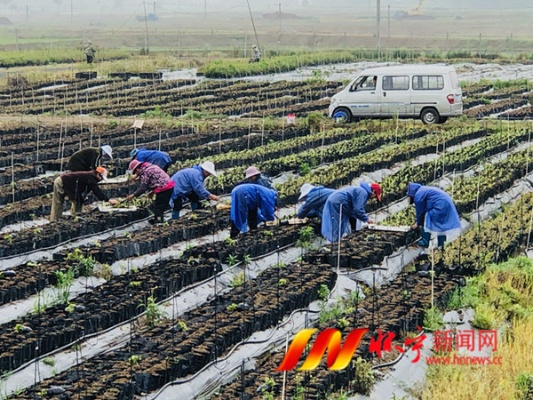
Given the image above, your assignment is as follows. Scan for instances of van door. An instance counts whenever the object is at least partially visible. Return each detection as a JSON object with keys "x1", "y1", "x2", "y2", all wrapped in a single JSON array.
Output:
[
  {"x1": 411, "y1": 74, "x2": 446, "y2": 116},
  {"x1": 345, "y1": 75, "x2": 380, "y2": 117},
  {"x1": 380, "y1": 75, "x2": 411, "y2": 117}
]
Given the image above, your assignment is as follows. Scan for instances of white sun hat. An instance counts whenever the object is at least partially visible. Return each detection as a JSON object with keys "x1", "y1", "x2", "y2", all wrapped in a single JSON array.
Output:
[
  {"x1": 101, "y1": 145, "x2": 113, "y2": 159},
  {"x1": 200, "y1": 161, "x2": 217, "y2": 177},
  {"x1": 298, "y1": 183, "x2": 315, "y2": 201}
]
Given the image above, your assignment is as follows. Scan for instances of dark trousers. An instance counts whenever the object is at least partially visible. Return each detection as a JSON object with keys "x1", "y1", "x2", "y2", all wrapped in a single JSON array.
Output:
[
  {"x1": 153, "y1": 188, "x2": 173, "y2": 218},
  {"x1": 230, "y1": 209, "x2": 258, "y2": 238},
  {"x1": 86, "y1": 55, "x2": 93, "y2": 64},
  {"x1": 418, "y1": 227, "x2": 446, "y2": 249},
  {"x1": 172, "y1": 192, "x2": 202, "y2": 218}
]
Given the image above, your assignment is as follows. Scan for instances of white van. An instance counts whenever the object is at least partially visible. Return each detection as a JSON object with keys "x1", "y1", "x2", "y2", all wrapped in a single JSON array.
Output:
[{"x1": 328, "y1": 65, "x2": 463, "y2": 124}]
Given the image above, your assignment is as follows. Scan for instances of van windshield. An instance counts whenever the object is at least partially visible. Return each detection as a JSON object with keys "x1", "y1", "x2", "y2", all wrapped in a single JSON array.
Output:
[{"x1": 349, "y1": 76, "x2": 376, "y2": 91}]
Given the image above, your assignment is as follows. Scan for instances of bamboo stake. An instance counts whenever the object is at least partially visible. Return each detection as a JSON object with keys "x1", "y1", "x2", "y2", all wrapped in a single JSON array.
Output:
[
  {"x1": 11, "y1": 152, "x2": 15, "y2": 204},
  {"x1": 430, "y1": 247, "x2": 435, "y2": 308},
  {"x1": 336, "y1": 206, "x2": 343, "y2": 298},
  {"x1": 36, "y1": 123, "x2": 40, "y2": 162},
  {"x1": 281, "y1": 334, "x2": 288, "y2": 400}
]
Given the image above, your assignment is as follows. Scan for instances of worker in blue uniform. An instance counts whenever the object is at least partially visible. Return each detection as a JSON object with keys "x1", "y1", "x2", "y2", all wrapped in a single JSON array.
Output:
[
  {"x1": 297, "y1": 183, "x2": 334, "y2": 220},
  {"x1": 321, "y1": 183, "x2": 381, "y2": 243},
  {"x1": 130, "y1": 148, "x2": 172, "y2": 172},
  {"x1": 170, "y1": 161, "x2": 220, "y2": 219},
  {"x1": 407, "y1": 183, "x2": 461, "y2": 249},
  {"x1": 230, "y1": 184, "x2": 277, "y2": 238}
]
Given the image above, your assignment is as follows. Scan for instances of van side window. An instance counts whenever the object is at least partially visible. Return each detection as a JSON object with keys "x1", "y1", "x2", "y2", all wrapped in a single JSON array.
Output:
[
  {"x1": 382, "y1": 75, "x2": 409, "y2": 90},
  {"x1": 412, "y1": 75, "x2": 444, "y2": 90}
]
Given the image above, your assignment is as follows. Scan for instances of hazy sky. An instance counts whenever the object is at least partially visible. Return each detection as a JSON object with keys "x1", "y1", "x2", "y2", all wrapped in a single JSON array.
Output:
[{"x1": 2, "y1": 0, "x2": 533, "y2": 14}]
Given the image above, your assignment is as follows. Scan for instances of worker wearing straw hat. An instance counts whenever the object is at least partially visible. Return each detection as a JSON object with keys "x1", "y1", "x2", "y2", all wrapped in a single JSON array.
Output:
[
  {"x1": 236, "y1": 166, "x2": 274, "y2": 190},
  {"x1": 297, "y1": 183, "x2": 334, "y2": 220},
  {"x1": 321, "y1": 183, "x2": 381, "y2": 243},
  {"x1": 116, "y1": 160, "x2": 174, "y2": 225},
  {"x1": 67, "y1": 145, "x2": 113, "y2": 172},
  {"x1": 170, "y1": 161, "x2": 220, "y2": 219}
]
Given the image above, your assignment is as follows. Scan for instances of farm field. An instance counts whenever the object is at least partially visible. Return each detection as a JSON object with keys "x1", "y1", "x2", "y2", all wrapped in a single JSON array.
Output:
[{"x1": 0, "y1": 54, "x2": 533, "y2": 400}]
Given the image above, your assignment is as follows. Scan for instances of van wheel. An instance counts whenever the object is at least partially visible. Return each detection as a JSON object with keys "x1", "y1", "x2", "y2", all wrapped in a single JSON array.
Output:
[
  {"x1": 421, "y1": 108, "x2": 439, "y2": 125},
  {"x1": 437, "y1": 117, "x2": 448, "y2": 124},
  {"x1": 332, "y1": 108, "x2": 352, "y2": 123}
]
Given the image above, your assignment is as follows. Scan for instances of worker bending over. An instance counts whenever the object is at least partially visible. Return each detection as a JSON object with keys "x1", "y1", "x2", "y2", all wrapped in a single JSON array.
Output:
[
  {"x1": 116, "y1": 160, "x2": 174, "y2": 225},
  {"x1": 297, "y1": 183, "x2": 334, "y2": 220},
  {"x1": 67, "y1": 145, "x2": 113, "y2": 172},
  {"x1": 407, "y1": 183, "x2": 461, "y2": 249},
  {"x1": 50, "y1": 167, "x2": 117, "y2": 221},
  {"x1": 130, "y1": 148, "x2": 172, "y2": 172},
  {"x1": 321, "y1": 183, "x2": 381, "y2": 243},
  {"x1": 230, "y1": 184, "x2": 278, "y2": 238},
  {"x1": 170, "y1": 161, "x2": 219, "y2": 219}
]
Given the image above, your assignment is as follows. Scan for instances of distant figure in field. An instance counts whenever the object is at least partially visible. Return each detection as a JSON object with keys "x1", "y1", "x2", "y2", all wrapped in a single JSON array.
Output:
[
  {"x1": 249, "y1": 44, "x2": 261, "y2": 63},
  {"x1": 85, "y1": 41, "x2": 96, "y2": 64}
]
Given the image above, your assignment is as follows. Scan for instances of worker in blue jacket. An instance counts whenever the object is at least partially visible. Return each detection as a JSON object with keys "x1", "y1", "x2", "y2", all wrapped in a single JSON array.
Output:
[
  {"x1": 230, "y1": 184, "x2": 277, "y2": 238},
  {"x1": 170, "y1": 161, "x2": 220, "y2": 219},
  {"x1": 321, "y1": 183, "x2": 381, "y2": 243},
  {"x1": 407, "y1": 183, "x2": 461, "y2": 249},
  {"x1": 297, "y1": 183, "x2": 334, "y2": 220},
  {"x1": 130, "y1": 148, "x2": 172, "y2": 172}
]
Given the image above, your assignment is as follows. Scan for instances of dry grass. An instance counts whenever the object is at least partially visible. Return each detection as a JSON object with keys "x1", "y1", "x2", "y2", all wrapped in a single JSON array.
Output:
[
  {"x1": 422, "y1": 257, "x2": 533, "y2": 400},
  {"x1": 421, "y1": 317, "x2": 533, "y2": 400}
]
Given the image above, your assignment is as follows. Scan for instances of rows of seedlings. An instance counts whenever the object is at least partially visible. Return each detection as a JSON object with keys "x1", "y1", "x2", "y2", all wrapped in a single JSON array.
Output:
[
  {"x1": 383, "y1": 145, "x2": 533, "y2": 228},
  {"x1": 272, "y1": 126, "x2": 489, "y2": 203},
  {"x1": 2, "y1": 94, "x2": 528, "y2": 398},
  {"x1": 0, "y1": 208, "x2": 233, "y2": 306},
  {"x1": 204, "y1": 168, "x2": 533, "y2": 399},
  {"x1": 179, "y1": 126, "x2": 428, "y2": 172},
  {"x1": 464, "y1": 97, "x2": 529, "y2": 119},
  {"x1": 373, "y1": 126, "x2": 533, "y2": 209},
  {"x1": 6, "y1": 226, "x2": 422, "y2": 398},
  {"x1": 210, "y1": 267, "x2": 457, "y2": 400},
  {"x1": 8, "y1": 261, "x2": 336, "y2": 399},
  {"x1": 0, "y1": 79, "x2": 340, "y2": 118},
  {"x1": 196, "y1": 123, "x2": 489, "y2": 199},
  {"x1": 0, "y1": 223, "x2": 305, "y2": 373}
]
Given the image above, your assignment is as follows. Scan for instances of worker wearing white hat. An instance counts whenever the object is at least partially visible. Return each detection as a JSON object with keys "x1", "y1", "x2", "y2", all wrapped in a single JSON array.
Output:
[
  {"x1": 67, "y1": 145, "x2": 113, "y2": 172},
  {"x1": 169, "y1": 161, "x2": 220, "y2": 219},
  {"x1": 297, "y1": 184, "x2": 334, "y2": 220}
]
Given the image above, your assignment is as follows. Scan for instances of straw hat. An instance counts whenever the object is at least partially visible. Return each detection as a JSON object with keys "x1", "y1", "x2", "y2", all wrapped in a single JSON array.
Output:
[
  {"x1": 129, "y1": 159, "x2": 142, "y2": 172},
  {"x1": 200, "y1": 161, "x2": 217, "y2": 177},
  {"x1": 298, "y1": 183, "x2": 315, "y2": 201},
  {"x1": 101, "y1": 145, "x2": 113, "y2": 159},
  {"x1": 245, "y1": 166, "x2": 261, "y2": 179}
]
